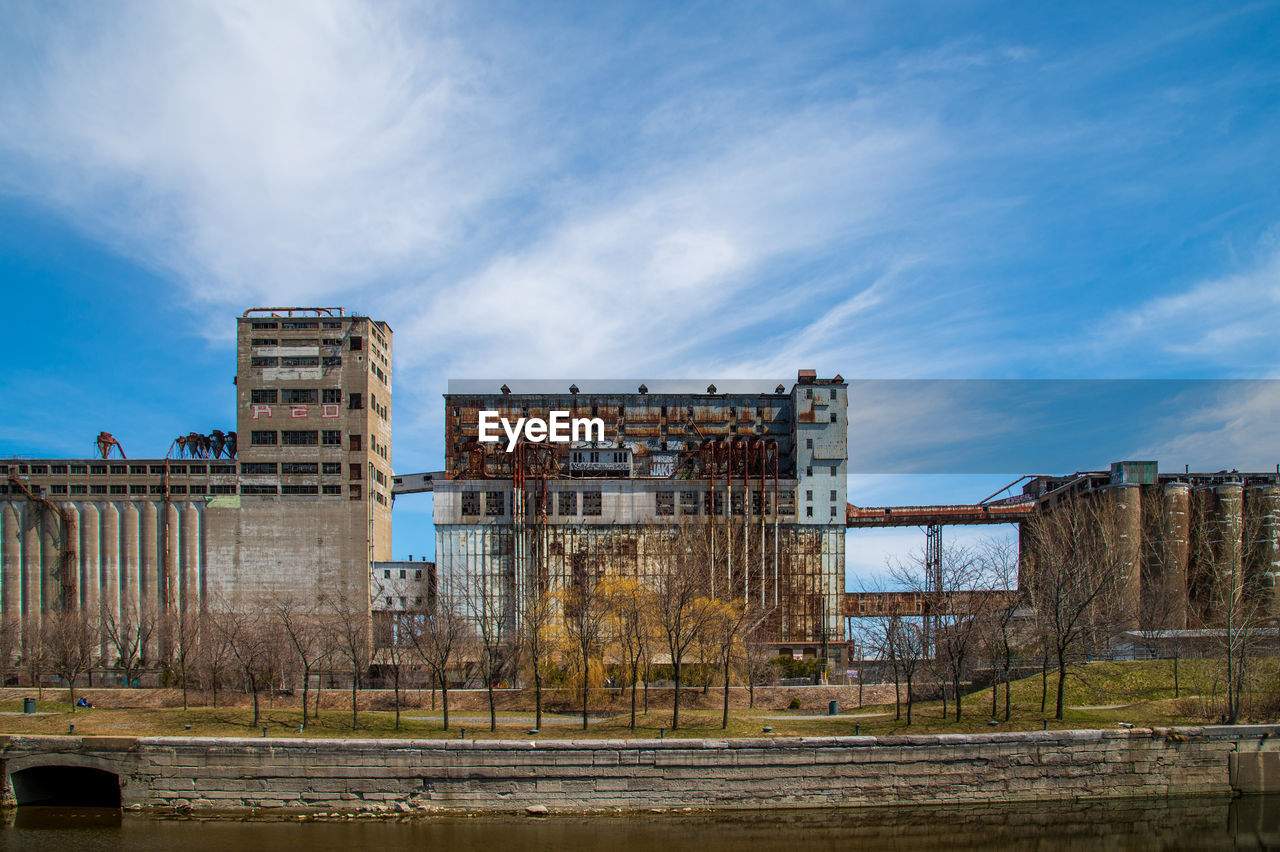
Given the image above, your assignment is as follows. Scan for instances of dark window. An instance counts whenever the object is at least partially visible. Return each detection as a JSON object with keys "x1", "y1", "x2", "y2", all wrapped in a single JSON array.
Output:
[
  {"x1": 830, "y1": 412, "x2": 837, "y2": 423},
  {"x1": 210, "y1": 484, "x2": 236, "y2": 494},
  {"x1": 281, "y1": 462, "x2": 318, "y2": 475},
  {"x1": 323, "y1": 356, "x2": 342, "y2": 367},
  {"x1": 242, "y1": 463, "x2": 278, "y2": 475},
  {"x1": 655, "y1": 491, "x2": 675, "y2": 516},
  {"x1": 806, "y1": 506, "x2": 813, "y2": 517},
  {"x1": 282, "y1": 485, "x2": 319, "y2": 495},
  {"x1": 91, "y1": 465, "x2": 106, "y2": 475},
  {"x1": 348, "y1": 392, "x2": 363, "y2": 410},
  {"x1": 242, "y1": 484, "x2": 279, "y2": 495},
  {"x1": 323, "y1": 338, "x2": 342, "y2": 346},
  {"x1": 251, "y1": 389, "x2": 277, "y2": 404},
  {"x1": 50, "y1": 464, "x2": 68, "y2": 474},
  {"x1": 210, "y1": 464, "x2": 236, "y2": 474},
  {"x1": 251, "y1": 430, "x2": 277, "y2": 446},
  {"x1": 110, "y1": 465, "x2": 126, "y2": 475},
  {"x1": 350, "y1": 336, "x2": 363, "y2": 351},
  {"x1": 281, "y1": 430, "x2": 318, "y2": 446},
  {"x1": 349, "y1": 464, "x2": 362, "y2": 480},
  {"x1": 282, "y1": 388, "x2": 318, "y2": 404},
  {"x1": 321, "y1": 430, "x2": 341, "y2": 446},
  {"x1": 170, "y1": 485, "x2": 188, "y2": 495},
  {"x1": 830, "y1": 490, "x2": 837, "y2": 501},
  {"x1": 252, "y1": 321, "x2": 279, "y2": 329},
  {"x1": 322, "y1": 462, "x2": 342, "y2": 474},
  {"x1": 806, "y1": 438, "x2": 813, "y2": 449},
  {"x1": 349, "y1": 484, "x2": 362, "y2": 499},
  {"x1": 150, "y1": 484, "x2": 164, "y2": 494},
  {"x1": 558, "y1": 491, "x2": 577, "y2": 516},
  {"x1": 149, "y1": 465, "x2": 165, "y2": 474},
  {"x1": 252, "y1": 357, "x2": 278, "y2": 367},
  {"x1": 169, "y1": 465, "x2": 187, "y2": 474},
  {"x1": 281, "y1": 321, "x2": 319, "y2": 329},
  {"x1": 461, "y1": 491, "x2": 481, "y2": 515},
  {"x1": 189, "y1": 485, "x2": 207, "y2": 495},
  {"x1": 322, "y1": 388, "x2": 342, "y2": 404},
  {"x1": 70, "y1": 484, "x2": 87, "y2": 495},
  {"x1": 90, "y1": 485, "x2": 107, "y2": 495},
  {"x1": 350, "y1": 434, "x2": 362, "y2": 451},
  {"x1": 50, "y1": 485, "x2": 67, "y2": 495},
  {"x1": 280, "y1": 357, "x2": 319, "y2": 367},
  {"x1": 583, "y1": 491, "x2": 602, "y2": 516},
  {"x1": 188, "y1": 465, "x2": 205, "y2": 474},
  {"x1": 129, "y1": 464, "x2": 147, "y2": 474},
  {"x1": 485, "y1": 491, "x2": 505, "y2": 516},
  {"x1": 130, "y1": 485, "x2": 147, "y2": 494},
  {"x1": 70, "y1": 464, "x2": 87, "y2": 475},
  {"x1": 322, "y1": 484, "x2": 342, "y2": 495},
  {"x1": 252, "y1": 338, "x2": 278, "y2": 346},
  {"x1": 680, "y1": 491, "x2": 699, "y2": 515}
]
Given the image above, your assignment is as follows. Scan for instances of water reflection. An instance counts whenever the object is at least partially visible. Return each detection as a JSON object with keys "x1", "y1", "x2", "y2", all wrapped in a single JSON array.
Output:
[{"x1": 2, "y1": 795, "x2": 1275, "y2": 851}]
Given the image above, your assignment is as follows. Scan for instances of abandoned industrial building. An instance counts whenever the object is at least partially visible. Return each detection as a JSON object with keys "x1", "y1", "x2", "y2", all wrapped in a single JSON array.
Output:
[{"x1": 2, "y1": 306, "x2": 1279, "y2": 683}]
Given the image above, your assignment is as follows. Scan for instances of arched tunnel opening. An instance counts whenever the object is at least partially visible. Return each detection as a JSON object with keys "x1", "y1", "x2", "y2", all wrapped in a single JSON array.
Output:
[{"x1": 10, "y1": 765, "x2": 122, "y2": 808}]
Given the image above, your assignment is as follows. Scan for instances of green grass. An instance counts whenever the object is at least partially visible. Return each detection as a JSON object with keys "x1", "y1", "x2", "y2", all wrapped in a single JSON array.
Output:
[{"x1": 1, "y1": 659, "x2": 1274, "y2": 740}]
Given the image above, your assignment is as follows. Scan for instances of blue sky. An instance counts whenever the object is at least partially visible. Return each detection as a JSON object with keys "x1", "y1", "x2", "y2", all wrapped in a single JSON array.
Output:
[{"x1": 1, "y1": 1, "x2": 1277, "y2": 581}]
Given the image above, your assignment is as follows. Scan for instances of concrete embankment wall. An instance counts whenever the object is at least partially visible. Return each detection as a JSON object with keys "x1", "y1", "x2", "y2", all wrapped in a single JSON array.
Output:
[{"x1": 2, "y1": 726, "x2": 1277, "y2": 812}]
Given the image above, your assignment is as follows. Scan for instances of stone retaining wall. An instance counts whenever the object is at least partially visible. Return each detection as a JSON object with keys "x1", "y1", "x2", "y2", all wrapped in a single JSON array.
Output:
[{"x1": 2, "y1": 726, "x2": 1277, "y2": 812}]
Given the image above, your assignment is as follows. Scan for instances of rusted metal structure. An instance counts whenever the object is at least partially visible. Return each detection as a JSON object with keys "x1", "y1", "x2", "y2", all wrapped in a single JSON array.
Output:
[{"x1": 434, "y1": 373, "x2": 849, "y2": 663}]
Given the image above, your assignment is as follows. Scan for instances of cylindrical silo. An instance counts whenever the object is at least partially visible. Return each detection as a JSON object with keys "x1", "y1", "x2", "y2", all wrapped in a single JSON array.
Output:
[
  {"x1": 1214, "y1": 482, "x2": 1245, "y2": 599},
  {"x1": 23, "y1": 504, "x2": 42, "y2": 619},
  {"x1": 120, "y1": 502, "x2": 140, "y2": 614},
  {"x1": 61, "y1": 503, "x2": 79, "y2": 611},
  {"x1": 180, "y1": 503, "x2": 200, "y2": 613},
  {"x1": 1, "y1": 502, "x2": 20, "y2": 621},
  {"x1": 1152, "y1": 482, "x2": 1190, "y2": 629},
  {"x1": 79, "y1": 503, "x2": 100, "y2": 617},
  {"x1": 39, "y1": 505, "x2": 59, "y2": 614},
  {"x1": 140, "y1": 501, "x2": 157, "y2": 616},
  {"x1": 1112, "y1": 485, "x2": 1142, "y2": 628},
  {"x1": 100, "y1": 502, "x2": 120, "y2": 630}
]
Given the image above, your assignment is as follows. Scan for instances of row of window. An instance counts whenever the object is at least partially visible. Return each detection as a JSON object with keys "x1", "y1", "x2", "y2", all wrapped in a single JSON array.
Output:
[
  {"x1": 250, "y1": 356, "x2": 342, "y2": 368},
  {"x1": 241, "y1": 484, "x2": 349, "y2": 496},
  {"x1": 1, "y1": 463, "x2": 236, "y2": 476},
  {"x1": 249, "y1": 429, "x2": 345, "y2": 447},
  {"x1": 241, "y1": 462, "x2": 361, "y2": 478},
  {"x1": 250, "y1": 388, "x2": 344, "y2": 404},
  {"x1": 251, "y1": 338, "x2": 344, "y2": 347},
  {"x1": 2, "y1": 483, "x2": 239, "y2": 496},
  {"x1": 452, "y1": 488, "x2": 816, "y2": 519},
  {"x1": 250, "y1": 320, "x2": 346, "y2": 330}
]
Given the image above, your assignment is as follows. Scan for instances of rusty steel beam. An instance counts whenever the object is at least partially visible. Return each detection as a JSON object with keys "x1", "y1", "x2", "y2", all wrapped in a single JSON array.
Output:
[
  {"x1": 844, "y1": 590, "x2": 1021, "y2": 618},
  {"x1": 845, "y1": 501, "x2": 1035, "y2": 528}
]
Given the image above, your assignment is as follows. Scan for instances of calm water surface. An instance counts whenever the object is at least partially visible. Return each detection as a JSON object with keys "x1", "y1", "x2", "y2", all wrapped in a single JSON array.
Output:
[{"x1": 2, "y1": 795, "x2": 1276, "y2": 851}]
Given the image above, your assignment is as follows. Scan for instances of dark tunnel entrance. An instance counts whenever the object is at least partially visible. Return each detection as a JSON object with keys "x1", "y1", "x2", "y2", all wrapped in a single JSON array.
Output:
[{"x1": 10, "y1": 765, "x2": 122, "y2": 808}]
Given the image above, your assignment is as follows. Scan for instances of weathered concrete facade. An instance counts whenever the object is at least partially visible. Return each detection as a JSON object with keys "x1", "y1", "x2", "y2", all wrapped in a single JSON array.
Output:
[
  {"x1": 1, "y1": 726, "x2": 1275, "y2": 812},
  {"x1": 435, "y1": 373, "x2": 848, "y2": 658},
  {"x1": 0, "y1": 308, "x2": 393, "y2": 660}
]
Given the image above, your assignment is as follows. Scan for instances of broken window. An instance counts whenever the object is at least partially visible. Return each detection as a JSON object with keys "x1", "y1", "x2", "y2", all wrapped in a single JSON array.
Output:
[
  {"x1": 91, "y1": 465, "x2": 106, "y2": 475},
  {"x1": 485, "y1": 491, "x2": 505, "y2": 516},
  {"x1": 130, "y1": 485, "x2": 147, "y2": 494},
  {"x1": 281, "y1": 462, "x2": 318, "y2": 474},
  {"x1": 187, "y1": 465, "x2": 205, "y2": 474},
  {"x1": 189, "y1": 485, "x2": 206, "y2": 495},
  {"x1": 582, "y1": 491, "x2": 602, "y2": 516},
  {"x1": 70, "y1": 464, "x2": 87, "y2": 475},
  {"x1": 242, "y1": 484, "x2": 278, "y2": 495},
  {"x1": 280, "y1": 357, "x2": 319, "y2": 367},
  {"x1": 731, "y1": 492, "x2": 744, "y2": 516},
  {"x1": 322, "y1": 485, "x2": 341, "y2": 495},
  {"x1": 349, "y1": 484, "x2": 362, "y2": 499},
  {"x1": 252, "y1": 357, "x2": 278, "y2": 367},
  {"x1": 110, "y1": 464, "x2": 126, "y2": 475},
  {"x1": 210, "y1": 484, "x2": 236, "y2": 494},
  {"x1": 655, "y1": 491, "x2": 675, "y2": 516},
  {"x1": 680, "y1": 491, "x2": 699, "y2": 515},
  {"x1": 348, "y1": 393, "x2": 363, "y2": 410},
  {"x1": 322, "y1": 462, "x2": 342, "y2": 474},
  {"x1": 281, "y1": 321, "x2": 319, "y2": 330},
  {"x1": 323, "y1": 356, "x2": 342, "y2": 367},
  {"x1": 109, "y1": 485, "x2": 127, "y2": 495},
  {"x1": 281, "y1": 430, "x2": 318, "y2": 445},
  {"x1": 129, "y1": 465, "x2": 147, "y2": 475},
  {"x1": 70, "y1": 484, "x2": 87, "y2": 495},
  {"x1": 462, "y1": 491, "x2": 481, "y2": 515},
  {"x1": 241, "y1": 463, "x2": 278, "y2": 474},
  {"x1": 350, "y1": 337, "x2": 363, "y2": 351},
  {"x1": 252, "y1": 338, "x2": 278, "y2": 346},
  {"x1": 282, "y1": 485, "x2": 319, "y2": 495},
  {"x1": 558, "y1": 491, "x2": 577, "y2": 516},
  {"x1": 322, "y1": 320, "x2": 343, "y2": 329},
  {"x1": 349, "y1": 464, "x2": 362, "y2": 480},
  {"x1": 50, "y1": 464, "x2": 67, "y2": 474},
  {"x1": 149, "y1": 465, "x2": 165, "y2": 474},
  {"x1": 252, "y1": 321, "x2": 279, "y2": 330},
  {"x1": 251, "y1": 430, "x2": 277, "y2": 446},
  {"x1": 322, "y1": 388, "x2": 342, "y2": 404},
  {"x1": 282, "y1": 388, "x2": 318, "y2": 404}
]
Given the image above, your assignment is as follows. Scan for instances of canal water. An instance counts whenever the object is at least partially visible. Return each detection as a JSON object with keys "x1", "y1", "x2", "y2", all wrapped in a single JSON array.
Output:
[{"x1": 1, "y1": 795, "x2": 1276, "y2": 851}]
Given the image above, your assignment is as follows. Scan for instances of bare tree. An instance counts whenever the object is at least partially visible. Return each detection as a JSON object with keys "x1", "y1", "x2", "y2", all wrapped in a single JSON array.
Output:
[
  {"x1": 1024, "y1": 494, "x2": 1134, "y2": 720},
  {"x1": 652, "y1": 523, "x2": 721, "y2": 730},
  {"x1": 562, "y1": 559, "x2": 607, "y2": 731},
  {"x1": 460, "y1": 567, "x2": 514, "y2": 733},
  {"x1": 325, "y1": 589, "x2": 371, "y2": 731},
  {"x1": 211, "y1": 600, "x2": 274, "y2": 728},
  {"x1": 519, "y1": 570, "x2": 556, "y2": 731},
  {"x1": 101, "y1": 604, "x2": 156, "y2": 688},
  {"x1": 603, "y1": 576, "x2": 650, "y2": 730},
  {"x1": 169, "y1": 606, "x2": 203, "y2": 712},
  {"x1": 409, "y1": 595, "x2": 469, "y2": 731},
  {"x1": 974, "y1": 537, "x2": 1021, "y2": 721},
  {"x1": 46, "y1": 610, "x2": 95, "y2": 710},
  {"x1": 20, "y1": 614, "x2": 52, "y2": 697},
  {"x1": 271, "y1": 593, "x2": 323, "y2": 726}
]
